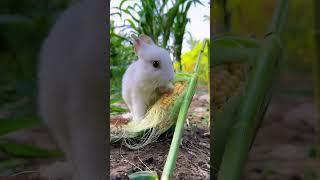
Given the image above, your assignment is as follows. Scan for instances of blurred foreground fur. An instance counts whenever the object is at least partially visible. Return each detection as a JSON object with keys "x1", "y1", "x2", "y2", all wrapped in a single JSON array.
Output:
[{"x1": 37, "y1": 0, "x2": 107, "y2": 179}]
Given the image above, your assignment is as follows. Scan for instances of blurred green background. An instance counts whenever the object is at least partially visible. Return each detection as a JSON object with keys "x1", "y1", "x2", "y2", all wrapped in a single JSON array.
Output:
[
  {"x1": 0, "y1": 0, "x2": 72, "y2": 175},
  {"x1": 214, "y1": 0, "x2": 314, "y2": 75},
  {"x1": 213, "y1": 1, "x2": 318, "y2": 179},
  {"x1": 0, "y1": 0, "x2": 70, "y2": 114}
]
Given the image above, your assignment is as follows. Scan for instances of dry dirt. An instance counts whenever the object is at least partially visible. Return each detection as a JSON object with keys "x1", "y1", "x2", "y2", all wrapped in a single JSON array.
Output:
[
  {"x1": 245, "y1": 74, "x2": 319, "y2": 180},
  {"x1": 110, "y1": 86, "x2": 210, "y2": 179}
]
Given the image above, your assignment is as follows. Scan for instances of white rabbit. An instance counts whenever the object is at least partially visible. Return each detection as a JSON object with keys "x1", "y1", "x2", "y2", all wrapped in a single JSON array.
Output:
[
  {"x1": 37, "y1": 0, "x2": 107, "y2": 180},
  {"x1": 122, "y1": 34, "x2": 175, "y2": 122}
]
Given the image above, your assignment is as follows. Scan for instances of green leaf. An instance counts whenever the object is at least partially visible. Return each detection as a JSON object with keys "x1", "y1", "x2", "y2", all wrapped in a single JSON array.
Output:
[
  {"x1": 191, "y1": 0, "x2": 204, "y2": 6},
  {"x1": 128, "y1": 171, "x2": 159, "y2": 180},
  {"x1": 119, "y1": 0, "x2": 129, "y2": 10},
  {"x1": 184, "y1": 1, "x2": 193, "y2": 14},
  {"x1": 110, "y1": 97, "x2": 123, "y2": 104},
  {"x1": 0, "y1": 142, "x2": 63, "y2": 158},
  {"x1": 110, "y1": 105, "x2": 127, "y2": 113},
  {"x1": 213, "y1": 46, "x2": 258, "y2": 65},
  {"x1": 15, "y1": 80, "x2": 36, "y2": 98},
  {"x1": 161, "y1": 40, "x2": 208, "y2": 179},
  {"x1": 125, "y1": 7, "x2": 140, "y2": 23},
  {"x1": 212, "y1": 35, "x2": 261, "y2": 65},
  {"x1": 0, "y1": 15, "x2": 31, "y2": 25},
  {"x1": 0, "y1": 117, "x2": 40, "y2": 136},
  {"x1": 127, "y1": 19, "x2": 139, "y2": 32},
  {"x1": 120, "y1": 8, "x2": 140, "y2": 23},
  {"x1": 213, "y1": 34, "x2": 261, "y2": 48},
  {"x1": 111, "y1": 12, "x2": 122, "y2": 18},
  {"x1": 0, "y1": 158, "x2": 28, "y2": 172}
]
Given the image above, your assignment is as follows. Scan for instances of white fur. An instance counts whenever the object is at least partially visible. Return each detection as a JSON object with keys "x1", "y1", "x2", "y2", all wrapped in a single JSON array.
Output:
[
  {"x1": 38, "y1": 0, "x2": 107, "y2": 180},
  {"x1": 122, "y1": 38, "x2": 175, "y2": 122}
]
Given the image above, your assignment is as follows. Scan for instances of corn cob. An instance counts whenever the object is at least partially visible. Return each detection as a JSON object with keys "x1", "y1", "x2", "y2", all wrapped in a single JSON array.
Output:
[
  {"x1": 110, "y1": 78, "x2": 189, "y2": 149},
  {"x1": 213, "y1": 62, "x2": 249, "y2": 109}
]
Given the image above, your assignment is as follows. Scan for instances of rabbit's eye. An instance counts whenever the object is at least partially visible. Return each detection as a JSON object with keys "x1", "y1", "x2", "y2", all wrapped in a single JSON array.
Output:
[{"x1": 152, "y1": 61, "x2": 160, "y2": 68}]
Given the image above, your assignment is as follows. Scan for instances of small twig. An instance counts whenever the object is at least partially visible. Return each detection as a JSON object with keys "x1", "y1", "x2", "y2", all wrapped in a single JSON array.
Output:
[
  {"x1": 10, "y1": 170, "x2": 40, "y2": 176},
  {"x1": 122, "y1": 158, "x2": 142, "y2": 172},
  {"x1": 119, "y1": 143, "x2": 142, "y2": 171},
  {"x1": 138, "y1": 156, "x2": 151, "y2": 171},
  {"x1": 186, "y1": 118, "x2": 190, "y2": 127}
]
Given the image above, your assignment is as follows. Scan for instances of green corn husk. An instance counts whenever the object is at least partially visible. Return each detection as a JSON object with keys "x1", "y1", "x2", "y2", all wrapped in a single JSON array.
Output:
[
  {"x1": 128, "y1": 171, "x2": 159, "y2": 180},
  {"x1": 110, "y1": 73, "x2": 190, "y2": 150},
  {"x1": 211, "y1": 23, "x2": 258, "y2": 178},
  {"x1": 212, "y1": 61, "x2": 251, "y2": 174},
  {"x1": 212, "y1": 62, "x2": 250, "y2": 110}
]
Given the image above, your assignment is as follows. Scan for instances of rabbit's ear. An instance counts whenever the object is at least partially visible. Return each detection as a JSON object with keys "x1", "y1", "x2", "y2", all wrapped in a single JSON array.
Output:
[
  {"x1": 131, "y1": 34, "x2": 154, "y2": 53},
  {"x1": 133, "y1": 37, "x2": 142, "y2": 53},
  {"x1": 139, "y1": 34, "x2": 154, "y2": 45},
  {"x1": 132, "y1": 34, "x2": 142, "y2": 53},
  {"x1": 132, "y1": 34, "x2": 154, "y2": 53},
  {"x1": 131, "y1": 34, "x2": 138, "y2": 41}
]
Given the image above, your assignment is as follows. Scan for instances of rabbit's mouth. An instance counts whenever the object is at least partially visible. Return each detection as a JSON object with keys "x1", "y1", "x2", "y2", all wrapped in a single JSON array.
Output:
[{"x1": 158, "y1": 82, "x2": 174, "y2": 94}]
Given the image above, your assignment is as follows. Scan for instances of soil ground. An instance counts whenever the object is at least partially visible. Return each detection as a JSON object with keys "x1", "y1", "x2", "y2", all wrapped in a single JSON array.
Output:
[
  {"x1": 110, "y1": 85, "x2": 210, "y2": 179},
  {"x1": 0, "y1": 86, "x2": 210, "y2": 180},
  {"x1": 0, "y1": 73, "x2": 318, "y2": 180},
  {"x1": 245, "y1": 73, "x2": 319, "y2": 180}
]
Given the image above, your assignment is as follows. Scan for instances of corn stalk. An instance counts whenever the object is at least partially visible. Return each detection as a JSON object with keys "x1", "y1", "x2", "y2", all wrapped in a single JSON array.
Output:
[
  {"x1": 211, "y1": 34, "x2": 261, "y2": 177},
  {"x1": 160, "y1": 39, "x2": 208, "y2": 180},
  {"x1": 213, "y1": 0, "x2": 230, "y2": 33},
  {"x1": 173, "y1": 0, "x2": 193, "y2": 70}
]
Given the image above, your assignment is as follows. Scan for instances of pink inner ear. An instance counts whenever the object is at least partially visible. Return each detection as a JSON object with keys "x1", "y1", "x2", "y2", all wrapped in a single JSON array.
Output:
[
  {"x1": 140, "y1": 35, "x2": 153, "y2": 45},
  {"x1": 134, "y1": 39, "x2": 141, "y2": 53}
]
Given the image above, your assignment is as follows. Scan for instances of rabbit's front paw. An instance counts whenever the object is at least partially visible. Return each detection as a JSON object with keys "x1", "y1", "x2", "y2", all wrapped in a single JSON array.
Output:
[
  {"x1": 131, "y1": 99, "x2": 147, "y2": 122},
  {"x1": 121, "y1": 112, "x2": 132, "y2": 120}
]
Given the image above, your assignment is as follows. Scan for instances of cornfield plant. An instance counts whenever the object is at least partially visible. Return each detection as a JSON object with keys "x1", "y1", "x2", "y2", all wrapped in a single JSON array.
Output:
[
  {"x1": 212, "y1": 0, "x2": 289, "y2": 179},
  {"x1": 110, "y1": 21, "x2": 135, "y2": 91},
  {"x1": 0, "y1": 0, "x2": 70, "y2": 108},
  {"x1": 110, "y1": 21, "x2": 135, "y2": 115},
  {"x1": 0, "y1": 0, "x2": 70, "y2": 81},
  {"x1": 186, "y1": 33, "x2": 200, "y2": 49},
  {"x1": 112, "y1": 0, "x2": 203, "y2": 68},
  {"x1": 178, "y1": 40, "x2": 209, "y2": 83}
]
